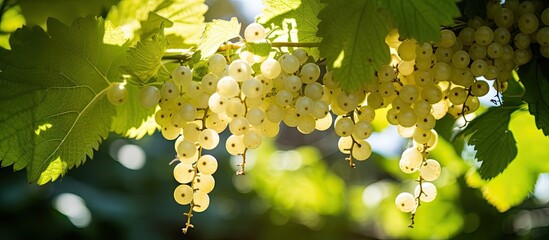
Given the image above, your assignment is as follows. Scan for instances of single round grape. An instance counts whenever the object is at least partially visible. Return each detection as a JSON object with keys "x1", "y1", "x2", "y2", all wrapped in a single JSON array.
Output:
[
  {"x1": 243, "y1": 129, "x2": 262, "y2": 149},
  {"x1": 386, "y1": 108, "x2": 400, "y2": 125},
  {"x1": 139, "y1": 85, "x2": 161, "y2": 108},
  {"x1": 514, "y1": 32, "x2": 531, "y2": 50},
  {"x1": 413, "y1": 127, "x2": 432, "y2": 144},
  {"x1": 458, "y1": 27, "x2": 475, "y2": 45},
  {"x1": 541, "y1": 46, "x2": 549, "y2": 58},
  {"x1": 172, "y1": 65, "x2": 192, "y2": 87},
  {"x1": 397, "y1": 125, "x2": 416, "y2": 138},
  {"x1": 265, "y1": 103, "x2": 285, "y2": 123},
  {"x1": 537, "y1": 27, "x2": 549, "y2": 47},
  {"x1": 247, "y1": 107, "x2": 265, "y2": 126},
  {"x1": 205, "y1": 113, "x2": 228, "y2": 134},
  {"x1": 513, "y1": 48, "x2": 532, "y2": 66},
  {"x1": 225, "y1": 97, "x2": 246, "y2": 119},
  {"x1": 244, "y1": 23, "x2": 266, "y2": 42},
  {"x1": 192, "y1": 191, "x2": 210, "y2": 212},
  {"x1": 451, "y1": 50, "x2": 470, "y2": 69},
  {"x1": 300, "y1": 63, "x2": 321, "y2": 84},
  {"x1": 261, "y1": 58, "x2": 282, "y2": 79},
  {"x1": 414, "y1": 100, "x2": 432, "y2": 117},
  {"x1": 487, "y1": 42, "x2": 504, "y2": 59},
  {"x1": 495, "y1": 7, "x2": 514, "y2": 29},
  {"x1": 367, "y1": 92, "x2": 384, "y2": 109},
  {"x1": 173, "y1": 184, "x2": 194, "y2": 205},
  {"x1": 226, "y1": 134, "x2": 245, "y2": 155},
  {"x1": 201, "y1": 73, "x2": 219, "y2": 94},
  {"x1": 518, "y1": 13, "x2": 539, "y2": 34},
  {"x1": 297, "y1": 114, "x2": 316, "y2": 134},
  {"x1": 292, "y1": 48, "x2": 309, "y2": 64},
  {"x1": 471, "y1": 80, "x2": 489, "y2": 97},
  {"x1": 155, "y1": 109, "x2": 171, "y2": 126},
  {"x1": 420, "y1": 159, "x2": 441, "y2": 181},
  {"x1": 398, "y1": 107, "x2": 417, "y2": 128},
  {"x1": 208, "y1": 54, "x2": 226, "y2": 74},
  {"x1": 284, "y1": 75, "x2": 302, "y2": 92},
  {"x1": 421, "y1": 84, "x2": 442, "y2": 104},
  {"x1": 242, "y1": 78, "x2": 263, "y2": 99},
  {"x1": 315, "y1": 112, "x2": 333, "y2": 131},
  {"x1": 161, "y1": 125, "x2": 180, "y2": 140},
  {"x1": 228, "y1": 60, "x2": 252, "y2": 82},
  {"x1": 415, "y1": 42, "x2": 433, "y2": 60},
  {"x1": 398, "y1": 60, "x2": 415, "y2": 76},
  {"x1": 543, "y1": 8, "x2": 549, "y2": 26},
  {"x1": 449, "y1": 87, "x2": 468, "y2": 105},
  {"x1": 198, "y1": 129, "x2": 220, "y2": 150},
  {"x1": 107, "y1": 83, "x2": 128, "y2": 105},
  {"x1": 414, "y1": 70, "x2": 434, "y2": 87},
  {"x1": 433, "y1": 62, "x2": 452, "y2": 81},
  {"x1": 208, "y1": 93, "x2": 227, "y2": 113},
  {"x1": 197, "y1": 155, "x2": 218, "y2": 175},
  {"x1": 470, "y1": 59, "x2": 488, "y2": 77},
  {"x1": 399, "y1": 84, "x2": 420, "y2": 104},
  {"x1": 178, "y1": 103, "x2": 197, "y2": 122},
  {"x1": 334, "y1": 117, "x2": 355, "y2": 137},
  {"x1": 260, "y1": 120, "x2": 280, "y2": 138},
  {"x1": 183, "y1": 123, "x2": 201, "y2": 142},
  {"x1": 398, "y1": 39, "x2": 417, "y2": 61},
  {"x1": 468, "y1": 43, "x2": 487, "y2": 60},
  {"x1": 279, "y1": 54, "x2": 300, "y2": 74},
  {"x1": 173, "y1": 163, "x2": 195, "y2": 184},
  {"x1": 304, "y1": 82, "x2": 324, "y2": 101},
  {"x1": 431, "y1": 99, "x2": 449, "y2": 120},
  {"x1": 283, "y1": 107, "x2": 299, "y2": 127},
  {"x1": 395, "y1": 192, "x2": 416, "y2": 213},
  {"x1": 352, "y1": 140, "x2": 372, "y2": 161},
  {"x1": 229, "y1": 116, "x2": 250, "y2": 136},
  {"x1": 416, "y1": 113, "x2": 436, "y2": 130},
  {"x1": 338, "y1": 136, "x2": 353, "y2": 154},
  {"x1": 439, "y1": 29, "x2": 456, "y2": 48},
  {"x1": 177, "y1": 139, "x2": 197, "y2": 159},
  {"x1": 400, "y1": 147, "x2": 423, "y2": 172},
  {"x1": 415, "y1": 182, "x2": 437, "y2": 202},
  {"x1": 356, "y1": 105, "x2": 375, "y2": 122},
  {"x1": 295, "y1": 96, "x2": 314, "y2": 115},
  {"x1": 493, "y1": 27, "x2": 511, "y2": 45},
  {"x1": 352, "y1": 120, "x2": 373, "y2": 140},
  {"x1": 217, "y1": 76, "x2": 240, "y2": 98},
  {"x1": 474, "y1": 26, "x2": 494, "y2": 46}
]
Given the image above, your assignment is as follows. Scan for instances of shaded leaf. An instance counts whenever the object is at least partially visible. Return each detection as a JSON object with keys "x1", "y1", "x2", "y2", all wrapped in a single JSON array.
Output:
[
  {"x1": 518, "y1": 59, "x2": 549, "y2": 136},
  {"x1": 122, "y1": 27, "x2": 167, "y2": 83},
  {"x1": 110, "y1": 84, "x2": 157, "y2": 138},
  {"x1": 318, "y1": 0, "x2": 390, "y2": 92},
  {"x1": 379, "y1": 0, "x2": 460, "y2": 43},
  {"x1": 0, "y1": 17, "x2": 127, "y2": 184},
  {"x1": 462, "y1": 106, "x2": 520, "y2": 179}
]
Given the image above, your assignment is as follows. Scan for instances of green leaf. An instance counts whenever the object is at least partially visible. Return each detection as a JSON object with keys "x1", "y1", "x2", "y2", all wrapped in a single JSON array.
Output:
[
  {"x1": 258, "y1": 0, "x2": 322, "y2": 59},
  {"x1": 110, "y1": 84, "x2": 157, "y2": 139},
  {"x1": 107, "y1": 0, "x2": 207, "y2": 46},
  {"x1": 518, "y1": 59, "x2": 549, "y2": 136},
  {"x1": 197, "y1": 17, "x2": 241, "y2": 59},
  {"x1": 244, "y1": 41, "x2": 273, "y2": 57},
  {"x1": 140, "y1": 12, "x2": 174, "y2": 40},
  {"x1": 0, "y1": 17, "x2": 127, "y2": 184},
  {"x1": 462, "y1": 106, "x2": 520, "y2": 179},
  {"x1": 122, "y1": 27, "x2": 167, "y2": 83},
  {"x1": 318, "y1": 0, "x2": 390, "y2": 92},
  {"x1": 466, "y1": 111, "x2": 549, "y2": 212},
  {"x1": 378, "y1": 0, "x2": 460, "y2": 43},
  {"x1": 458, "y1": 0, "x2": 487, "y2": 19}
]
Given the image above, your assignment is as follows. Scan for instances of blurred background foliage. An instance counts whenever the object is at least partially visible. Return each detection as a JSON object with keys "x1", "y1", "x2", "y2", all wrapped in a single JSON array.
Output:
[{"x1": 1, "y1": 0, "x2": 549, "y2": 239}]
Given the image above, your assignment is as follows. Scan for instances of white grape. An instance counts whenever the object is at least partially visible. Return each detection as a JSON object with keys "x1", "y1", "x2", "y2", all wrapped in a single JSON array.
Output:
[
  {"x1": 173, "y1": 163, "x2": 195, "y2": 184},
  {"x1": 244, "y1": 23, "x2": 266, "y2": 42},
  {"x1": 415, "y1": 182, "x2": 437, "y2": 202},
  {"x1": 228, "y1": 60, "x2": 252, "y2": 82},
  {"x1": 260, "y1": 58, "x2": 282, "y2": 79},
  {"x1": 172, "y1": 65, "x2": 192, "y2": 88},
  {"x1": 139, "y1": 86, "x2": 161, "y2": 108},
  {"x1": 395, "y1": 192, "x2": 416, "y2": 213},
  {"x1": 197, "y1": 155, "x2": 218, "y2": 175},
  {"x1": 198, "y1": 129, "x2": 220, "y2": 150},
  {"x1": 420, "y1": 159, "x2": 441, "y2": 181},
  {"x1": 173, "y1": 184, "x2": 194, "y2": 205},
  {"x1": 107, "y1": 83, "x2": 128, "y2": 105},
  {"x1": 208, "y1": 54, "x2": 226, "y2": 74}
]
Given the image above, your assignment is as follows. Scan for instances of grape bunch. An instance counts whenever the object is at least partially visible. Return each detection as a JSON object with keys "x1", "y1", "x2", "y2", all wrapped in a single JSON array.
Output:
[{"x1": 106, "y1": 1, "x2": 549, "y2": 232}]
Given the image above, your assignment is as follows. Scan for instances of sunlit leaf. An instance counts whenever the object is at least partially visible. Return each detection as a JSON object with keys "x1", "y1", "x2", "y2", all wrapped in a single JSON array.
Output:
[{"x1": 197, "y1": 17, "x2": 241, "y2": 59}]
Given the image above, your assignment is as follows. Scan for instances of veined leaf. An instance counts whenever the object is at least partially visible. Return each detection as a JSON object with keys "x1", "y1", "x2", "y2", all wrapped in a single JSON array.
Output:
[
  {"x1": 110, "y1": 84, "x2": 157, "y2": 138},
  {"x1": 466, "y1": 111, "x2": 549, "y2": 212},
  {"x1": 518, "y1": 59, "x2": 549, "y2": 136},
  {"x1": 462, "y1": 106, "x2": 520, "y2": 179},
  {"x1": 122, "y1": 28, "x2": 167, "y2": 83},
  {"x1": 318, "y1": 0, "x2": 390, "y2": 92},
  {"x1": 258, "y1": 0, "x2": 322, "y2": 59},
  {"x1": 197, "y1": 17, "x2": 241, "y2": 59},
  {"x1": 379, "y1": 0, "x2": 460, "y2": 43},
  {"x1": 0, "y1": 17, "x2": 127, "y2": 184}
]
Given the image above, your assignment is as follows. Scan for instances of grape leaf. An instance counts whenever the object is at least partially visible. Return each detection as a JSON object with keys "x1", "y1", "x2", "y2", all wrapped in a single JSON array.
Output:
[
  {"x1": 378, "y1": 0, "x2": 460, "y2": 43},
  {"x1": 0, "y1": 17, "x2": 127, "y2": 184},
  {"x1": 196, "y1": 17, "x2": 241, "y2": 59},
  {"x1": 258, "y1": 0, "x2": 322, "y2": 59},
  {"x1": 518, "y1": 59, "x2": 549, "y2": 136},
  {"x1": 122, "y1": 27, "x2": 167, "y2": 83},
  {"x1": 107, "y1": 0, "x2": 207, "y2": 46},
  {"x1": 244, "y1": 41, "x2": 273, "y2": 57},
  {"x1": 466, "y1": 111, "x2": 549, "y2": 212},
  {"x1": 140, "y1": 12, "x2": 174, "y2": 40},
  {"x1": 461, "y1": 106, "x2": 520, "y2": 179},
  {"x1": 318, "y1": 0, "x2": 390, "y2": 92}
]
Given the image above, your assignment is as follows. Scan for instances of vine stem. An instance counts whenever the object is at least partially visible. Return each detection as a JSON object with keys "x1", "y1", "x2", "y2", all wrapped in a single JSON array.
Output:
[{"x1": 161, "y1": 42, "x2": 321, "y2": 61}]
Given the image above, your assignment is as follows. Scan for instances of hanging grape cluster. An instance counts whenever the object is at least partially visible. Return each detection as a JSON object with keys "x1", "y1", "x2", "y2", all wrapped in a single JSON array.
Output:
[{"x1": 104, "y1": 0, "x2": 549, "y2": 233}]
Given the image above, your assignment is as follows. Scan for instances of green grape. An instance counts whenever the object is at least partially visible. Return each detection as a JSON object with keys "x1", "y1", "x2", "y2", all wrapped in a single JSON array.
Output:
[
  {"x1": 225, "y1": 97, "x2": 246, "y2": 119},
  {"x1": 174, "y1": 184, "x2": 194, "y2": 205},
  {"x1": 295, "y1": 96, "x2": 314, "y2": 115},
  {"x1": 493, "y1": 27, "x2": 511, "y2": 45},
  {"x1": 470, "y1": 59, "x2": 488, "y2": 76},
  {"x1": 471, "y1": 80, "x2": 489, "y2": 97},
  {"x1": 537, "y1": 27, "x2": 549, "y2": 47},
  {"x1": 352, "y1": 120, "x2": 373, "y2": 140},
  {"x1": 201, "y1": 73, "x2": 219, "y2": 94},
  {"x1": 356, "y1": 105, "x2": 376, "y2": 122},
  {"x1": 226, "y1": 134, "x2": 245, "y2": 155},
  {"x1": 414, "y1": 100, "x2": 432, "y2": 117},
  {"x1": 139, "y1": 85, "x2": 160, "y2": 108},
  {"x1": 183, "y1": 123, "x2": 201, "y2": 143},
  {"x1": 186, "y1": 81, "x2": 202, "y2": 98},
  {"x1": 243, "y1": 128, "x2": 263, "y2": 149},
  {"x1": 177, "y1": 139, "x2": 197, "y2": 159},
  {"x1": 315, "y1": 111, "x2": 333, "y2": 131},
  {"x1": 413, "y1": 127, "x2": 432, "y2": 144},
  {"x1": 260, "y1": 58, "x2": 282, "y2": 79},
  {"x1": 398, "y1": 39, "x2": 417, "y2": 61},
  {"x1": 246, "y1": 107, "x2": 265, "y2": 126},
  {"x1": 296, "y1": 114, "x2": 316, "y2": 134},
  {"x1": 304, "y1": 82, "x2": 324, "y2": 101},
  {"x1": 415, "y1": 42, "x2": 433, "y2": 60},
  {"x1": 284, "y1": 75, "x2": 302, "y2": 92},
  {"x1": 260, "y1": 120, "x2": 280, "y2": 138},
  {"x1": 415, "y1": 182, "x2": 437, "y2": 202},
  {"x1": 416, "y1": 113, "x2": 436, "y2": 130},
  {"x1": 198, "y1": 129, "x2": 220, "y2": 150},
  {"x1": 433, "y1": 62, "x2": 453, "y2": 82},
  {"x1": 400, "y1": 85, "x2": 420, "y2": 104},
  {"x1": 378, "y1": 81, "x2": 395, "y2": 97},
  {"x1": 495, "y1": 7, "x2": 514, "y2": 29},
  {"x1": 161, "y1": 125, "x2": 180, "y2": 140},
  {"x1": 468, "y1": 43, "x2": 487, "y2": 60},
  {"x1": 208, "y1": 54, "x2": 227, "y2": 74},
  {"x1": 292, "y1": 48, "x2": 309, "y2": 64},
  {"x1": 518, "y1": 1, "x2": 535, "y2": 15},
  {"x1": 300, "y1": 63, "x2": 321, "y2": 84},
  {"x1": 439, "y1": 29, "x2": 457, "y2": 48},
  {"x1": 178, "y1": 103, "x2": 197, "y2": 122},
  {"x1": 518, "y1": 13, "x2": 539, "y2": 34},
  {"x1": 542, "y1": 8, "x2": 549, "y2": 25},
  {"x1": 197, "y1": 155, "x2": 218, "y2": 175},
  {"x1": 395, "y1": 192, "x2": 416, "y2": 213},
  {"x1": 229, "y1": 116, "x2": 250, "y2": 136},
  {"x1": 458, "y1": 27, "x2": 476, "y2": 45},
  {"x1": 398, "y1": 107, "x2": 417, "y2": 128},
  {"x1": 228, "y1": 59, "x2": 252, "y2": 82},
  {"x1": 514, "y1": 32, "x2": 531, "y2": 49},
  {"x1": 448, "y1": 87, "x2": 468, "y2": 105},
  {"x1": 377, "y1": 64, "x2": 396, "y2": 82},
  {"x1": 265, "y1": 103, "x2": 284, "y2": 123},
  {"x1": 352, "y1": 140, "x2": 372, "y2": 161},
  {"x1": 334, "y1": 116, "x2": 354, "y2": 137},
  {"x1": 172, "y1": 65, "x2": 192, "y2": 88},
  {"x1": 208, "y1": 93, "x2": 227, "y2": 114},
  {"x1": 338, "y1": 136, "x2": 353, "y2": 154},
  {"x1": 173, "y1": 162, "x2": 195, "y2": 184},
  {"x1": 192, "y1": 191, "x2": 210, "y2": 212},
  {"x1": 420, "y1": 159, "x2": 441, "y2": 181},
  {"x1": 421, "y1": 84, "x2": 443, "y2": 104},
  {"x1": 283, "y1": 107, "x2": 299, "y2": 127},
  {"x1": 451, "y1": 50, "x2": 470, "y2": 69},
  {"x1": 279, "y1": 54, "x2": 300, "y2": 74},
  {"x1": 386, "y1": 108, "x2": 400, "y2": 125},
  {"x1": 107, "y1": 83, "x2": 128, "y2": 105},
  {"x1": 487, "y1": 42, "x2": 504, "y2": 58},
  {"x1": 474, "y1": 26, "x2": 494, "y2": 45},
  {"x1": 398, "y1": 60, "x2": 415, "y2": 76},
  {"x1": 242, "y1": 78, "x2": 263, "y2": 99}
]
